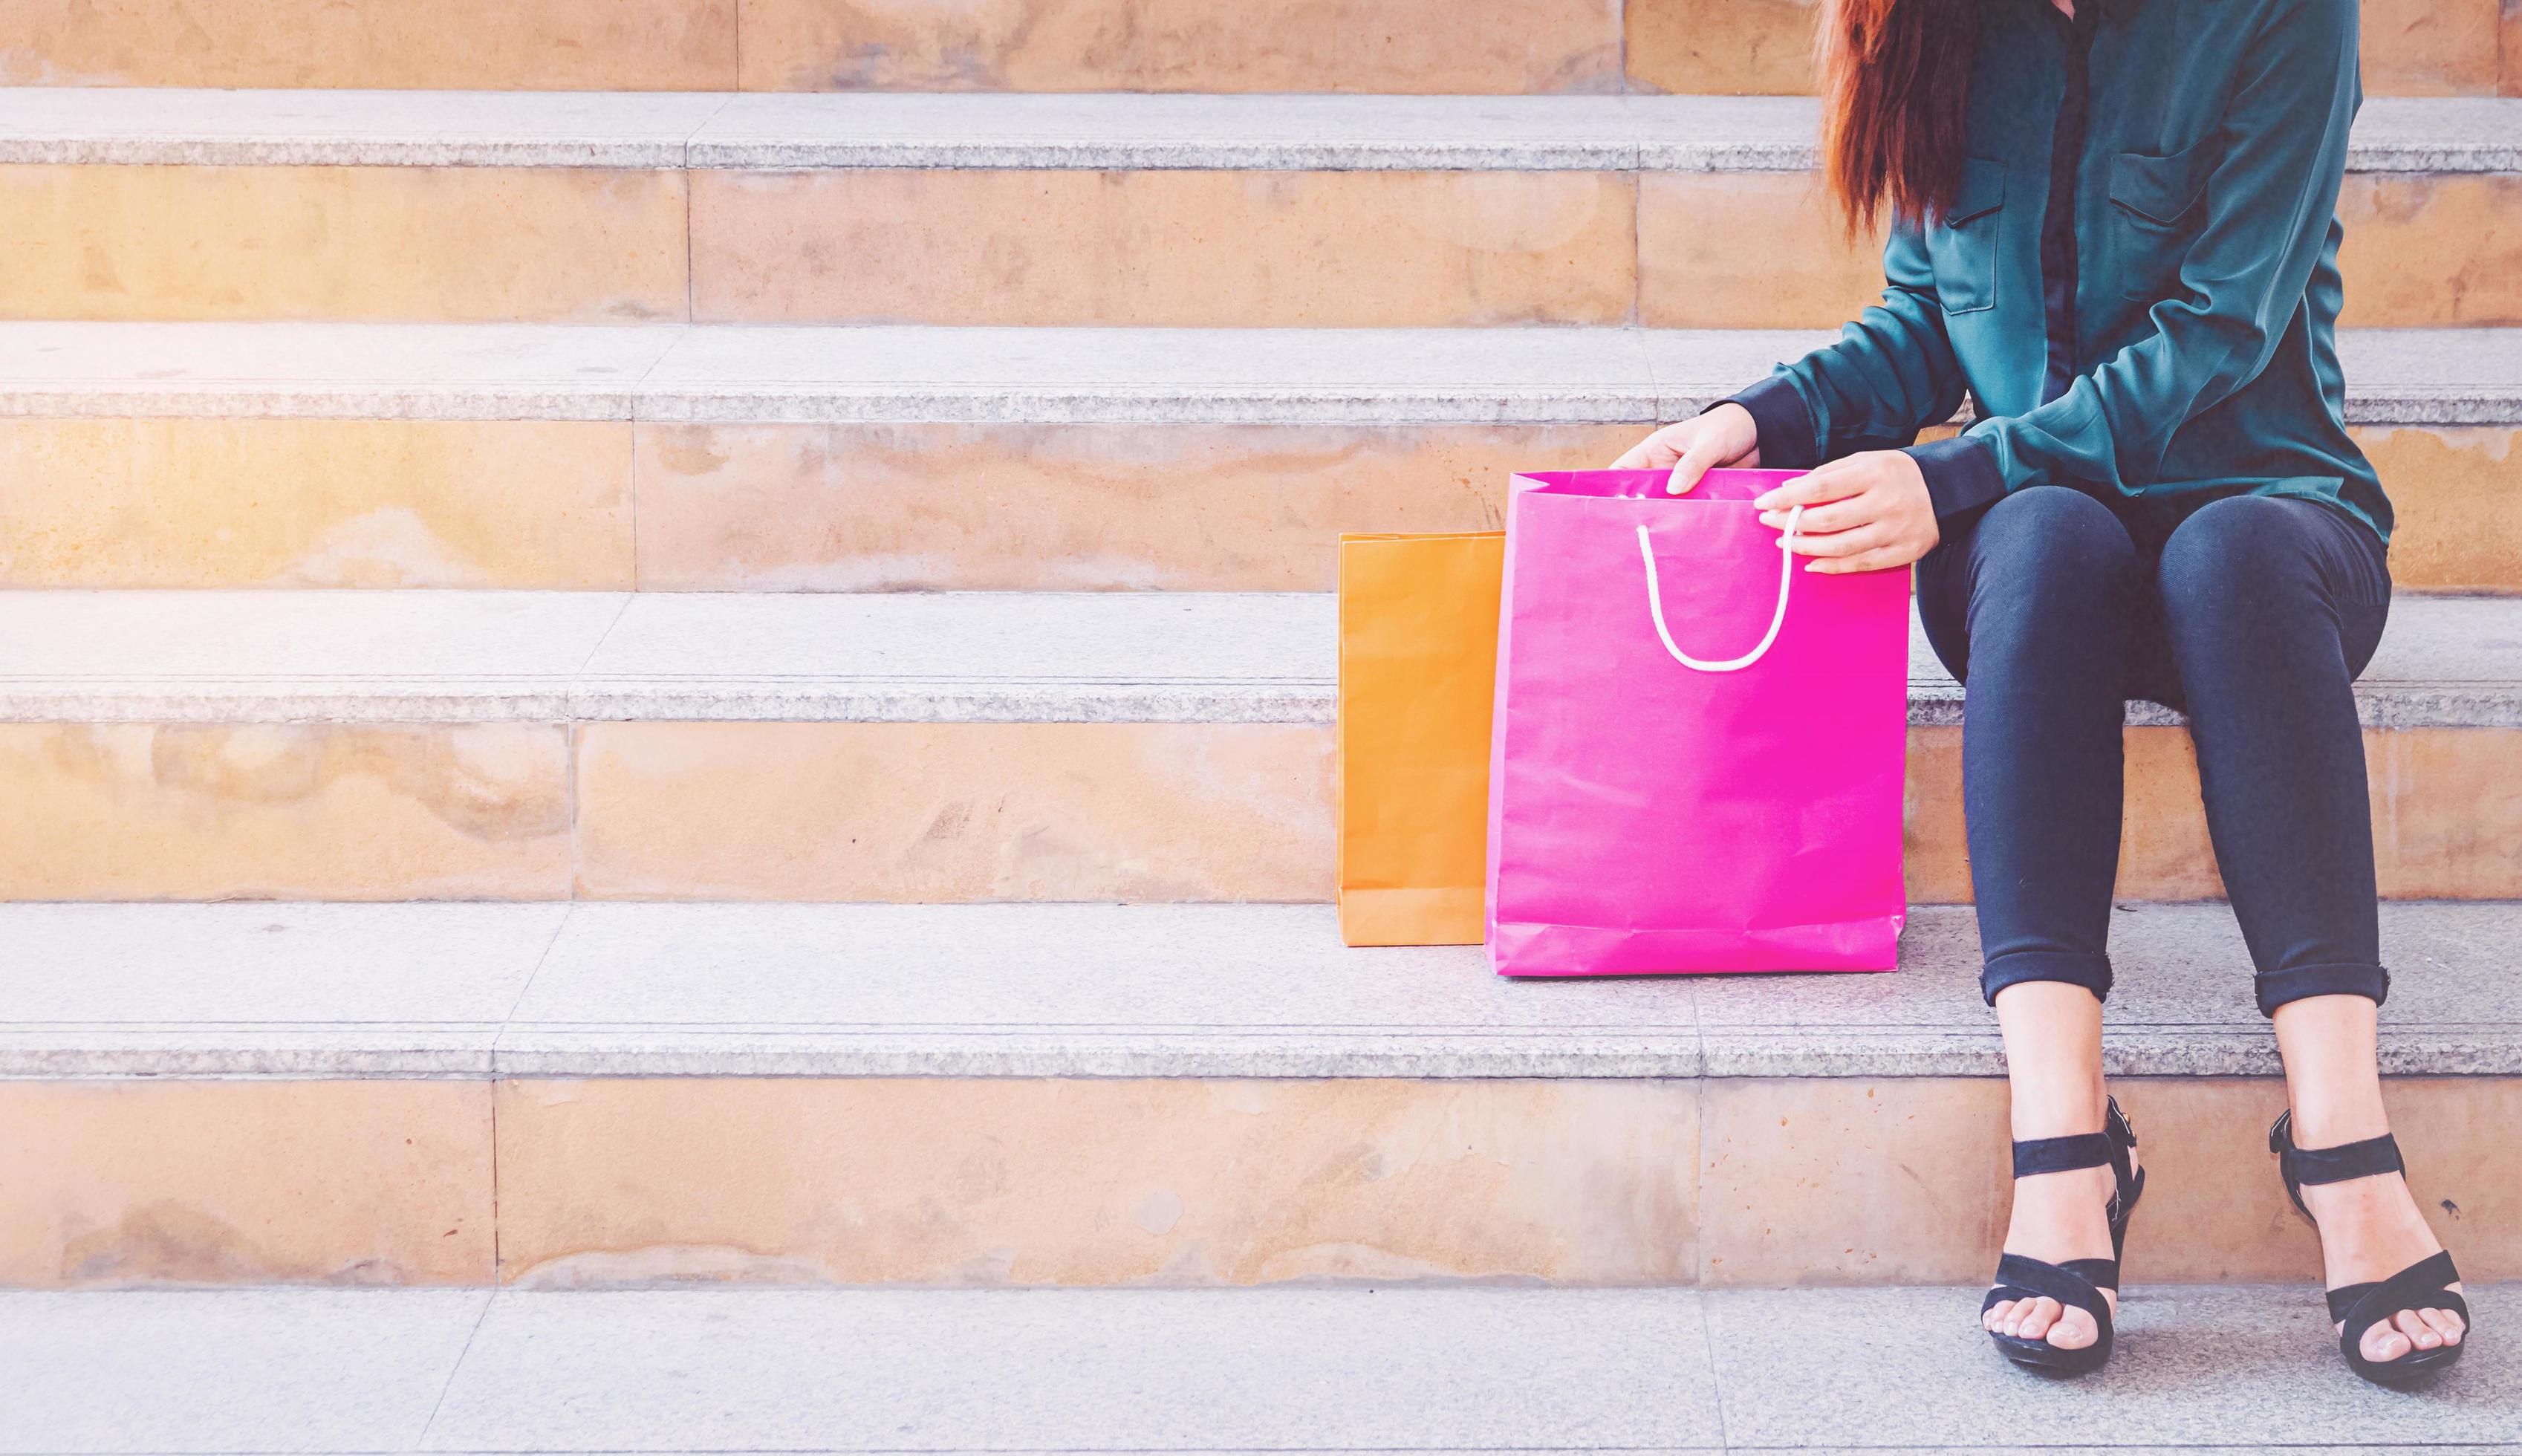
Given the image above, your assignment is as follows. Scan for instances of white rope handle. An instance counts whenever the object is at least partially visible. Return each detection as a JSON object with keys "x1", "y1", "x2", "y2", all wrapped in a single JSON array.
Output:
[{"x1": 1637, "y1": 504, "x2": 1803, "y2": 672}]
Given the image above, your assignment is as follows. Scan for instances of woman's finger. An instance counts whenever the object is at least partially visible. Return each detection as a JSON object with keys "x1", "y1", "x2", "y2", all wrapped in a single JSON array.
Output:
[
  {"x1": 1752, "y1": 461, "x2": 1872, "y2": 510},
  {"x1": 1665, "y1": 432, "x2": 1736, "y2": 495},
  {"x1": 1787, "y1": 522, "x2": 1885, "y2": 559},
  {"x1": 1764, "y1": 495, "x2": 1872, "y2": 536},
  {"x1": 1609, "y1": 437, "x2": 1675, "y2": 470},
  {"x1": 1807, "y1": 545, "x2": 1915, "y2": 575}
]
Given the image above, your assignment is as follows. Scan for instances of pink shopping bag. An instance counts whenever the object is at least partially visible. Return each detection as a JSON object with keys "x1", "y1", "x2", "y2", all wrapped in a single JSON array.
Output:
[{"x1": 1485, "y1": 469, "x2": 1910, "y2": 976}]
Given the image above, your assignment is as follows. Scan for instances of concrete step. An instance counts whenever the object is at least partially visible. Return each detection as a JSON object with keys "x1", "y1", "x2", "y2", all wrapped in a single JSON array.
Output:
[
  {"x1": 5, "y1": 900, "x2": 2520, "y2": 1289},
  {"x1": 2, "y1": 91, "x2": 2517, "y2": 326},
  {"x1": 1, "y1": 589, "x2": 2515, "y2": 903},
  {"x1": 5, "y1": 321, "x2": 2518, "y2": 594},
  {"x1": 10, "y1": 900, "x2": 2518, "y2": 1080},
  {"x1": 6, "y1": 1290, "x2": 2522, "y2": 1450},
  {"x1": 5, "y1": 0, "x2": 2513, "y2": 97}
]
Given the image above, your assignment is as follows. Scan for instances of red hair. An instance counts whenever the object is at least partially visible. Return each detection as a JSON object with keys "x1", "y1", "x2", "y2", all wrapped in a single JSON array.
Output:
[{"x1": 1818, "y1": 0, "x2": 1981, "y2": 233}]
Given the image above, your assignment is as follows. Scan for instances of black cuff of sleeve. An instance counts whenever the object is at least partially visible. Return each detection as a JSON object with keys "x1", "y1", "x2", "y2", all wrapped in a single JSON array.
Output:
[
  {"x1": 1902, "y1": 434, "x2": 2007, "y2": 519},
  {"x1": 1712, "y1": 375, "x2": 1821, "y2": 471}
]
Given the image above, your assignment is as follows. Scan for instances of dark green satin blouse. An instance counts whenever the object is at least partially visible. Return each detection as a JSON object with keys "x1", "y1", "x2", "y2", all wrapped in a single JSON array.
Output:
[{"x1": 1735, "y1": 0, "x2": 2390, "y2": 542}]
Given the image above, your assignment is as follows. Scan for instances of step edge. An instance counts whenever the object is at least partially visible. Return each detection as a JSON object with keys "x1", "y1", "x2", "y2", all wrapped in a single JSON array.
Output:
[
  {"x1": 3, "y1": 677, "x2": 2517, "y2": 728},
  {"x1": 0, "y1": 91, "x2": 2511, "y2": 174},
  {"x1": 7, "y1": 1029, "x2": 2520, "y2": 1079}
]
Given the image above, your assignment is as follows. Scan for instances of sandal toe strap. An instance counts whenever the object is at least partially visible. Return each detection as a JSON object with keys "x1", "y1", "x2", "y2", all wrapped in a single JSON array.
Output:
[
  {"x1": 2329, "y1": 1249, "x2": 2468, "y2": 1345},
  {"x1": 1983, "y1": 1253, "x2": 2117, "y2": 1329}
]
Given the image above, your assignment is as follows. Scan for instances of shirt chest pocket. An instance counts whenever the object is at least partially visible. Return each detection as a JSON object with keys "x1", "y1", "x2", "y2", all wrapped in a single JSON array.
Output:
[
  {"x1": 1925, "y1": 157, "x2": 2007, "y2": 314},
  {"x1": 2107, "y1": 139, "x2": 2213, "y2": 302}
]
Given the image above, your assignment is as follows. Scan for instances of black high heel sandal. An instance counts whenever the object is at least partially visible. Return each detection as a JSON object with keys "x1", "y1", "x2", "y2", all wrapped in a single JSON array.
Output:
[
  {"x1": 2270, "y1": 1110, "x2": 2471, "y2": 1385},
  {"x1": 1982, "y1": 1096, "x2": 2145, "y2": 1376}
]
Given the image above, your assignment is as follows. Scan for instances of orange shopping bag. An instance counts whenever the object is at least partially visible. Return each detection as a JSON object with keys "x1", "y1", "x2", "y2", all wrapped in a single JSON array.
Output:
[{"x1": 1336, "y1": 531, "x2": 1505, "y2": 946}]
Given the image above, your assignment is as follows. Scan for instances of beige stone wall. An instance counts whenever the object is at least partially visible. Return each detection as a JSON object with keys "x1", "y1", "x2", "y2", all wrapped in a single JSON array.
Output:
[
  {"x1": 687, "y1": 169, "x2": 1639, "y2": 328},
  {"x1": 571, "y1": 721, "x2": 1337, "y2": 902},
  {"x1": 734, "y1": 0, "x2": 1627, "y2": 93},
  {"x1": 1639, "y1": 172, "x2": 2522, "y2": 331},
  {"x1": 6, "y1": 421, "x2": 2509, "y2": 594},
  {"x1": 7, "y1": 722, "x2": 2513, "y2": 903},
  {"x1": 1, "y1": 1079, "x2": 495, "y2": 1286},
  {"x1": 1628, "y1": 0, "x2": 2519, "y2": 97},
  {"x1": 625, "y1": 422, "x2": 1622, "y2": 593},
  {"x1": 9, "y1": 1073, "x2": 2512, "y2": 1287},
  {"x1": 0, "y1": 419, "x2": 637, "y2": 589},
  {"x1": 0, "y1": 165, "x2": 689, "y2": 323},
  {"x1": 0, "y1": 724, "x2": 576, "y2": 900},
  {"x1": 1905, "y1": 727, "x2": 2522, "y2": 903},
  {"x1": 4, "y1": 0, "x2": 2506, "y2": 94},
  {"x1": 9, "y1": 162, "x2": 2517, "y2": 326}
]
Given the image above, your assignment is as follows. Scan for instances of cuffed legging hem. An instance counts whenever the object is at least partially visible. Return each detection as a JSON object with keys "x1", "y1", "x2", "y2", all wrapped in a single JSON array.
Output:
[
  {"x1": 1981, "y1": 949, "x2": 2114, "y2": 1007},
  {"x1": 2255, "y1": 962, "x2": 2391, "y2": 1018}
]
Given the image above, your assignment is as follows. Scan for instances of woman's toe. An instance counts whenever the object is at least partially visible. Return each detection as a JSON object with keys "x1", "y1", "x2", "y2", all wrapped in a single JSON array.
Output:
[
  {"x1": 2361, "y1": 1322, "x2": 2414, "y2": 1363},
  {"x1": 1984, "y1": 1299, "x2": 2014, "y2": 1333},
  {"x1": 2419, "y1": 1307, "x2": 2466, "y2": 1345},
  {"x1": 2394, "y1": 1310, "x2": 2443, "y2": 1350},
  {"x1": 2016, "y1": 1297, "x2": 2059, "y2": 1340},
  {"x1": 2046, "y1": 1307, "x2": 2096, "y2": 1351}
]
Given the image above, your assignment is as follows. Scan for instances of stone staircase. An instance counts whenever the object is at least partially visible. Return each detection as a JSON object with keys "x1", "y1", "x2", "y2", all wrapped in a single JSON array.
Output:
[
  {"x1": 4, "y1": 1, "x2": 2522, "y2": 1445},
  {"x1": 10, "y1": 897, "x2": 2522, "y2": 1294}
]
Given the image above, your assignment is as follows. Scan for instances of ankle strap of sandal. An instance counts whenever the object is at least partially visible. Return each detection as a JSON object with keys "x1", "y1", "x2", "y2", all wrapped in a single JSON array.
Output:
[
  {"x1": 2284, "y1": 1133, "x2": 2405, "y2": 1183},
  {"x1": 2269, "y1": 1110, "x2": 2404, "y2": 1185},
  {"x1": 2013, "y1": 1131, "x2": 2115, "y2": 1177},
  {"x1": 2269, "y1": 1110, "x2": 2405, "y2": 1219}
]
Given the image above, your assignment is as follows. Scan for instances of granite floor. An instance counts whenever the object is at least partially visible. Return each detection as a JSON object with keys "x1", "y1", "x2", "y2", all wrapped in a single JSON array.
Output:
[{"x1": 3, "y1": 1285, "x2": 2512, "y2": 1454}]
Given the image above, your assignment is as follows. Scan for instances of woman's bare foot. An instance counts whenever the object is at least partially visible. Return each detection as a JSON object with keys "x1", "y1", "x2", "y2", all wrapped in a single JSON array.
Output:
[
  {"x1": 2301, "y1": 1169, "x2": 2466, "y2": 1362},
  {"x1": 1982, "y1": 1152, "x2": 2133, "y2": 1351}
]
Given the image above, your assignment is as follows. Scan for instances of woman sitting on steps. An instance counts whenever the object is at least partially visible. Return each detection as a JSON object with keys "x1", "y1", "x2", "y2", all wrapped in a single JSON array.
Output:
[{"x1": 1613, "y1": 0, "x2": 2468, "y2": 1382}]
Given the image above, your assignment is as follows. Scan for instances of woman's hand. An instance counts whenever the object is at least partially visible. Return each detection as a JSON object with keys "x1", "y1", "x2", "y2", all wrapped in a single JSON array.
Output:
[
  {"x1": 1610, "y1": 403, "x2": 1761, "y2": 494},
  {"x1": 1753, "y1": 449, "x2": 1941, "y2": 574}
]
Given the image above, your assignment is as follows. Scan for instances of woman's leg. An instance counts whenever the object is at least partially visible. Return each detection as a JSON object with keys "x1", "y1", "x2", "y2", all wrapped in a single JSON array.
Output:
[
  {"x1": 2156, "y1": 495, "x2": 2457, "y2": 1361},
  {"x1": 1992, "y1": 983, "x2": 2113, "y2": 1348},
  {"x1": 1917, "y1": 486, "x2": 2139, "y2": 1351}
]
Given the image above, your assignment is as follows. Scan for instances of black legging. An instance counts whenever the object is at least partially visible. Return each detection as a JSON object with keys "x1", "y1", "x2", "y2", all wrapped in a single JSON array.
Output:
[{"x1": 1914, "y1": 487, "x2": 2393, "y2": 1017}]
